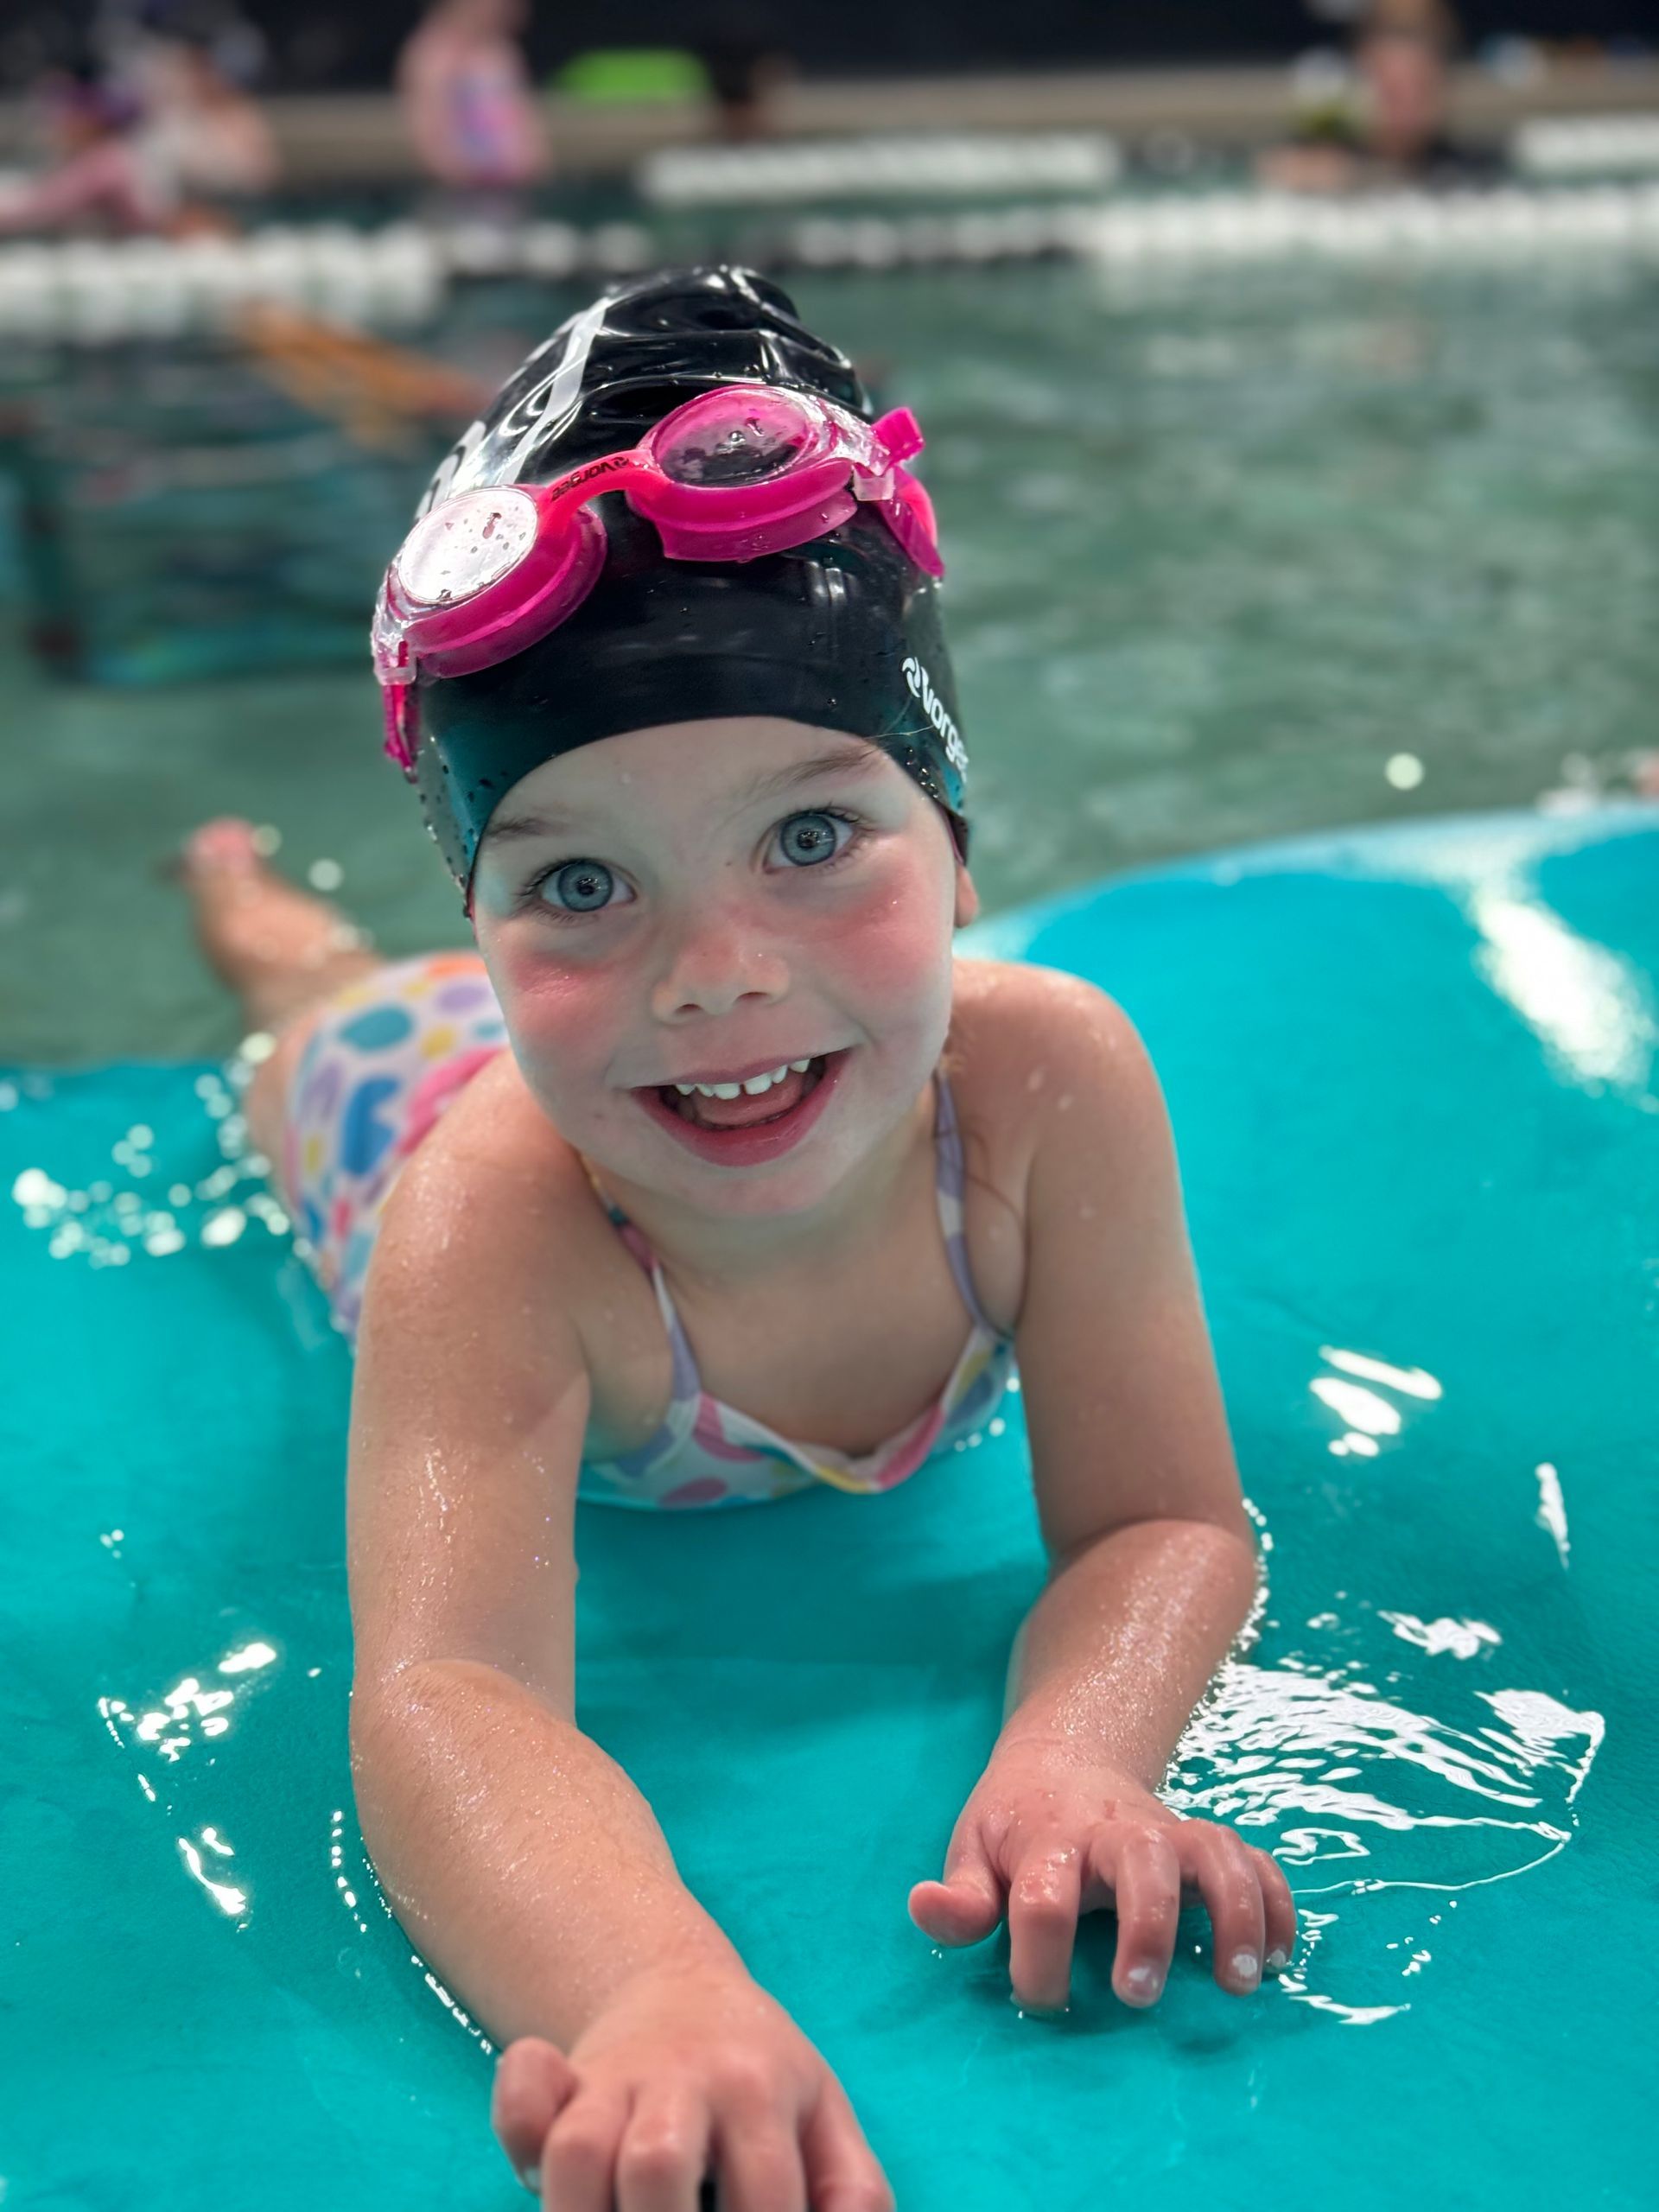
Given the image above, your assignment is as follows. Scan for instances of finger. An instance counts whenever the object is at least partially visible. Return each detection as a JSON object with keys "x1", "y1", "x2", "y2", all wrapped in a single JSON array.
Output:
[
  {"x1": 711, "y1": 2107, "x2": 807, "y2": 2212},
  {"x1": 1178, "y1": 1826, "x2": 1268, "y2": 1995},
  {"x1": 1250, "y1": 1846, "x2": 1300, "y2": 1972},
  {"x1": 909, "y1": 1808, "x2": 1007, "y2": 1945},
  {"x1": 542, "y1": 2082, "x2": 633, "y2": 2212},
  {"x1": 491, "y1": 2037, "x2": 580, "y2": 2191},
  {"x1": 908, "y1": 1859, "x2": 1002, "y2": 1947},
  {"x1": 614, "y1": 2083, "x2": 715, "y2": 2212},
  {"x1": 1099, "y1": 1827, "x2": 1184, "y2": 2006},
  {"x1": 801, "y1": 2069, "x2": 896, "y2": 2212},
  {"x1": 1005, "y1": 1840, "x2": 1086, "y2": 2016}
]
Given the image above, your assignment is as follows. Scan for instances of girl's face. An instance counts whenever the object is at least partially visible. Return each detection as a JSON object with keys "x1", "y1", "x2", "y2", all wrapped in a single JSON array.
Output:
[{"x1": 468, "y1": 716, "x2": 977, "y2": 1222}]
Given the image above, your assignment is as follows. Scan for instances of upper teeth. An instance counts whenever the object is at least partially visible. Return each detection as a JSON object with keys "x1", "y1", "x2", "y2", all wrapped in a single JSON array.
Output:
[{"x1": 674, "y1": 1058, "x2": 813, "y2": 1099}]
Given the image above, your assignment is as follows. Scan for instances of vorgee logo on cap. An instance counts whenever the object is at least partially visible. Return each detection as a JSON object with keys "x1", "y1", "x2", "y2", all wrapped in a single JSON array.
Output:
[{"x1": 902, "y1": 655, "x2": 968, "y2": 776}]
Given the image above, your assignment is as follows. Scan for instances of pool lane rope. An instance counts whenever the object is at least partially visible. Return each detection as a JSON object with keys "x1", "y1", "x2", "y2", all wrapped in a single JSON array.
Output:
[{"x1": 3, "y1": 179, "x2": 1659, "y2": 345}]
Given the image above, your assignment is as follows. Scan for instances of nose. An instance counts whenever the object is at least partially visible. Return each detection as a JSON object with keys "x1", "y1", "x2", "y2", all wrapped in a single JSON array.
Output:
[{"x1": 648, "y1": 887, "x2": 790, "y2": 1023}]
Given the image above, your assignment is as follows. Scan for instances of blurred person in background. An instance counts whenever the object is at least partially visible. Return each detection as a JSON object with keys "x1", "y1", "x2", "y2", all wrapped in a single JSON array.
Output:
[
  {"x1": 0, "y1": 18, "x2": 275, "y2": 236},
  {"x1": 0, "y1": 59, "x2": 155, "y2": 233},
  {"x1": 397, "y1": 0, "x2": 550, "y2": 198},
  {"x1": 1262, "y1": 0, "x2": 1501, "y2": 191},
  {"x1": 124, "y1": 24, "x2": 279, "y2": 219},
  {"x1": 694, "y1": 3, "x2": 794, "y2": 142},
  {"x1": 102, "y1": 0, "x2": 272, "y2": 93},
  {"x1": 1360, "y1": 0, "x2": 1460, "y2": 171}
]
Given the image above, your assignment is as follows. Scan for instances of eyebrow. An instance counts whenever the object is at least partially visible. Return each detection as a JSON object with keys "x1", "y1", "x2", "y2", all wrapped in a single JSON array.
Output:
[{"x1": 480, "y1": 741, "x2": 886, "y2": 849}]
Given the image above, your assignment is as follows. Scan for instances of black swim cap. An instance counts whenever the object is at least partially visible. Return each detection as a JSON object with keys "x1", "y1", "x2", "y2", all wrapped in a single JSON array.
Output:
[{"x1": 398, "y1": 264, "x2": 969, "y2": 903}]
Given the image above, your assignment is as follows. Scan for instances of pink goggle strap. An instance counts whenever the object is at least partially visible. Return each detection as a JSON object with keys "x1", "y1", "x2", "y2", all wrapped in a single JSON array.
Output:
[
  {"x1": 883, "y1": 474, "x2": 944, "y2": 579},
  {"x1": 383, "y1": 681, "x2": 419, "y2": 775},
  {"x1": 872, "y1": 406, "x2": 925, "y2": 466}
]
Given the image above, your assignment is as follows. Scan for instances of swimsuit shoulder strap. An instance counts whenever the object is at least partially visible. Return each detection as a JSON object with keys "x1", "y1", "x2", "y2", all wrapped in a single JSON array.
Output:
[
  {"x1": 931, "y1": 1066, "x2": 1007, "y2": 1340},
  {"x1": 581, "y1": 1163, "x2": 705, "y2": 1407},
  {"x1": 580, "y1": 1160, "x2": 655, "y2": 1270}
]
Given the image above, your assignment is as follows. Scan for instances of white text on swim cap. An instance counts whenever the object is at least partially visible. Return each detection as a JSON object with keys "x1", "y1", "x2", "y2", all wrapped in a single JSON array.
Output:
[
  {"x1": 902, "y1": 656, "x2": 969, "y2": 776},
  {"x1": 415, "y1": 295, "x2": 611, "y2": 520}
]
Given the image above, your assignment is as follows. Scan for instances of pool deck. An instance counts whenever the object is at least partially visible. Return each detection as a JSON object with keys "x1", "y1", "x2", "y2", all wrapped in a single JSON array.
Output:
[{"x1": 1, "y1": 59, "x2": 1657, "y2": 181}]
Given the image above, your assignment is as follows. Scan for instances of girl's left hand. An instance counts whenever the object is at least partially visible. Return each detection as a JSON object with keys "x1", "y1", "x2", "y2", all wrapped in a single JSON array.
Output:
[{"x1": 907, "y1": 1740, "x2": 1298, "y2": 2015}]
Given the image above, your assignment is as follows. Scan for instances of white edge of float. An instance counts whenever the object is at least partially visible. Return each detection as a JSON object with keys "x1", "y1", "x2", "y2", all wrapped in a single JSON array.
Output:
[{"x1": 956, "y1": 800, "x2": 1659, "y2": 963}]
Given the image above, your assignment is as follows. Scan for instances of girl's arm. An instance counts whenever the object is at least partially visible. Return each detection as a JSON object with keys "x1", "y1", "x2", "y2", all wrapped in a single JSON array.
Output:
[
  {"x1": 993, "y1": 966, "x2": 1258, "y2": 1777},
  {"x1": 907, "y1": 971, "x2": 1294, "y2": 2013},
  {"x1": 346, "y1": 1084, "x2": 747, "y2": 2052}
]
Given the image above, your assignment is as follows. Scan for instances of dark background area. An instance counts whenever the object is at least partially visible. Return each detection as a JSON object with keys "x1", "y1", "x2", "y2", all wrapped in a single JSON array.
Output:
[{"x1": 1, "y1": 1, "x2": 1654, "y2": 92}]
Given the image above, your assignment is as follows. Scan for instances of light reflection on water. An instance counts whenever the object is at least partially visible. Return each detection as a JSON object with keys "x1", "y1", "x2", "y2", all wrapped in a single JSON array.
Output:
[
  {"x1": 4, "y1": 1051, "x2": 292, "y2": 1266},
  {"x1": 1171, "y1": 1650, "x2": 1601, "y2": 2025},
  {"x1": 1156, "y1": 1319, "x2": 1605, "y2": 2024}
]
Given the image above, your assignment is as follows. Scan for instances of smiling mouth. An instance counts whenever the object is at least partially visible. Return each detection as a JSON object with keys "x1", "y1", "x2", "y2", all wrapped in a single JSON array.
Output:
[{"x1": 653, "y1": 1054, "x2": 830, "y2": 1130}]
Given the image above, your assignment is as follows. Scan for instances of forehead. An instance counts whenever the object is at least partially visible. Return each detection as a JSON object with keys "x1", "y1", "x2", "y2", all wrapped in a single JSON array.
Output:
[{"x1": 484, "y1": 720, "x2": 897, "y2": 843}]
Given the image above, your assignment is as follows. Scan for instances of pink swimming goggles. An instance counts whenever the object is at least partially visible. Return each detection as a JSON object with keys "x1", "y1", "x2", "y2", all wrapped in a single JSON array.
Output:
[{"x1": 372, "y1": 382, "x2": 944, "y2": 772}]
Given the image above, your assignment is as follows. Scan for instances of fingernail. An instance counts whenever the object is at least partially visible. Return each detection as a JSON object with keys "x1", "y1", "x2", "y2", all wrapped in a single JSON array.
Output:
[
  {"x1": 1266, "y1": 1948, "x2": 1288, "y2": 1974},
  {"x1": 1125, "y1": 1964, "x2": 1163, "y2": 1999},
  {"x1": 1230, "y1": 1949, "x2": 1260, "y2": 1985}
]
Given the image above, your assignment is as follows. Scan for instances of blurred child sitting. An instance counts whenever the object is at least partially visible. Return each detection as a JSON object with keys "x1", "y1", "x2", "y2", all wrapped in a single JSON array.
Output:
[{"x1": 1261, "y1": 0, "x2": 1502, "y2": 194}]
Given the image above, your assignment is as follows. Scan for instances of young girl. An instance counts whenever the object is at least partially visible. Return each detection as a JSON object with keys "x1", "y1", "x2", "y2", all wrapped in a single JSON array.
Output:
[
  {"x1": 178, "y1": 267, "x2": 1296, "y2": 2209},
  {"x1": 397, "y1": 0, "x2": 548, "y2": 196}
]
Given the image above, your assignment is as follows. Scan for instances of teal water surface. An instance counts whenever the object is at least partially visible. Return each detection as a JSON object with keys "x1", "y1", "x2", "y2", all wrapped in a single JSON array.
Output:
[{"x1": 3, "y1": 805, "x2": 1653, "y2": 2210}]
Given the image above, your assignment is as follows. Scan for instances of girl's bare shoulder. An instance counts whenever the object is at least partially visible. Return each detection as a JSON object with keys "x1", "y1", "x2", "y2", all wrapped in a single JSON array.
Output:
[
  {"x1": 353, "y1": 1052, "x2": 671, "y2": 1462},
  {"x1": 366, "y1": 1048, "x2": 617, "y2": 1323},
  {"x1": 944, "y1": 957, "x2": 1147, "y2": 1325},
  {"x1": 947, "y1": 955, "x2": 1138, "y2": 1164}
]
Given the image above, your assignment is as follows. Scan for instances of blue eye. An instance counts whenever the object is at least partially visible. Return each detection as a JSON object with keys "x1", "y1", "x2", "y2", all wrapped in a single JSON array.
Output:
[
  {"x1": 777, "y1": 809, "x2": 859, "y2": 868},
  {"x1": 520, "y1": 806, "x2": 868, "y2": 923},
  {"x1": 539, "y1": 859, "x2": 619, "y2": 913}
]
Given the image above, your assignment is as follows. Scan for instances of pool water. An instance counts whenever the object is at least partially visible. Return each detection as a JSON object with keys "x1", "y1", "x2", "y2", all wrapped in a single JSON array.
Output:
[
  {"x1": 3, "y1": 219, "x2": 1656, "y2": 2209},
  {"x1": 3, "y1": 247, "x2": 1656, "y2": 1061},
  {"x1": 3, "y1": 804, "x2": 1652, "y2": 2209}
]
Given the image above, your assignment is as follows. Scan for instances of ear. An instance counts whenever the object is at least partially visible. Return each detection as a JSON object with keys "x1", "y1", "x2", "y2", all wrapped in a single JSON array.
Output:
[{"x1": 953, "y1": 862, "x2": 979, "y2": 931}]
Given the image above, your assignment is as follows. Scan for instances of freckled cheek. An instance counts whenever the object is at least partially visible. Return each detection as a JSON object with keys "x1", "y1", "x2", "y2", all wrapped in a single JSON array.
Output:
[
  {"x1": 804, "y1": 868, "x2": 951, "y2": 1015},
  {"x1": 483, "y1": 938, "x2": 626, "y2": 1080}
]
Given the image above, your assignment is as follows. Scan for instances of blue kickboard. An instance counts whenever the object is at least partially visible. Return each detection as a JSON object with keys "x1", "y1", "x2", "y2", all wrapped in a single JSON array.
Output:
[{"x1": 3, "y1": 805, "x2": 1653, "y2": 2211}]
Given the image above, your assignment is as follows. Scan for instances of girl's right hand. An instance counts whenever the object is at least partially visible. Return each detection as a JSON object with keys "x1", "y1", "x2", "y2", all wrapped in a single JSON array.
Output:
[{"x1": 490, "y1": 1957, "x2": 895, "y2": 2211}]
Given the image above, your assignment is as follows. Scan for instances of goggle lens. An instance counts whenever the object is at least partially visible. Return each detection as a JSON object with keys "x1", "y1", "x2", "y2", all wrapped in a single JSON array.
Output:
[
  {"x1": 397, "y1": 486, "x2": 540, "y2": 608},
  {"x1": 652, "y1": 391, "x2": 817, "y2": 488}
]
